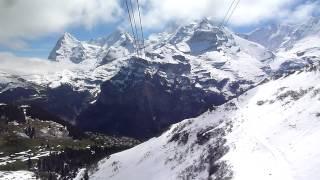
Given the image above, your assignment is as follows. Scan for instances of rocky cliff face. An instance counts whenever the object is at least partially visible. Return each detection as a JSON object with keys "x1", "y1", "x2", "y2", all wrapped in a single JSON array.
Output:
[
  {"x1": 75, "y1": 19, "x2": 273, "y2": 139},
  {"x1": 78, "y1": 57, "x2": 227, "y2": 139},
  {"x1": 0, "y1": 80, "x2": 92, "y2": 124}
]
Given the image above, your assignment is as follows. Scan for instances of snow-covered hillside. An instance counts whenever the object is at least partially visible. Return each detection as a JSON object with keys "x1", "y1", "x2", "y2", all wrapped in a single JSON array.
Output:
[
  {"x1": 90, "y1": 64, "x2": 320, "y2": 180},
  {"x1": 0, "y1": 171, "x2": 36, "y2": 180}
]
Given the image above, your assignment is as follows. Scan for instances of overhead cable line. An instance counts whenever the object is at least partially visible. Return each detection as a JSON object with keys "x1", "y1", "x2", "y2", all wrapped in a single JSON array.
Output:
[
  {"x1": 224, "y1": 0, "x2": 241, "y2": 27},
  {"x1": 125, "y1": 0, "x2": 139, "y2": 57},
  {"x1": 219, "y1": 0, "x2": 237, "y2": 29},
  {"x1": 129, "y1": 0, "x2": 141, "y2": 56},
  {"x1": 136, "y1": 0, "x2": 145, "y2": 56}
]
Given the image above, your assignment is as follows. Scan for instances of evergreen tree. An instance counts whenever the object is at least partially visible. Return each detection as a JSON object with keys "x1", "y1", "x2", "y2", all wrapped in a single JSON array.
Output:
[
  {"x1": 48, "y1": 172, "x2": 53, "y2": 180},
  {"x1": 83, "y1": 169, "x2": 89, "y2": 180},
  {"x1": 27, "y1": 156, "x2": 32, "y2": 170}
]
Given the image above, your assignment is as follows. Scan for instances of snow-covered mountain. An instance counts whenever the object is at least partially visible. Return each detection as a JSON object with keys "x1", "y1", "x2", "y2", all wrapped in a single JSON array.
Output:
[
  {"x1": 76, "y1": 19, "x2": 277, "y2": 139},
  {"x1": 1, "y1": 19, "x2": 275, "y2": 136},
  {"x1": 1, "y1": 16, "x2": 320, "y2": 179},
  {"x1": 48, "y1": 32, "x2": 101, "y2": 64},
  {"x1": 85, "y1": 18, "x2": 320, "y2": 179},
  {"x1": 1, "y1": 17, "x2": 318, "y2": 139},
  {"x1": 245, "y1": 17, "x2": 320, "y2": 52},
  {"x1": 244, "y1": 16, "x2": 320, "y2": 81},
  {"x1": 48, "y1": 29, "x2": 135, "y2": 65},
  {"x1": 90, "y1": 63, "x2": 320, "y2": 180},
  {"x1": 0, "y1": 30, "x2": 138, "y2": 124}
]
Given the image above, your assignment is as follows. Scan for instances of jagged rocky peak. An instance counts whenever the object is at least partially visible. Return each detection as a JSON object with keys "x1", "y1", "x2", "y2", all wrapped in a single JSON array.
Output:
[
  {"x1": 60, "y1": 32, "x2": 79, "y2": 44},
  {"x1": 49, "y1": 29, "x2": 136, "y2": 65},
  {"x1": 51, "y1": 32, "x2": 80, "y2": 51},
  {"x1": 90, "y1": 29, "x2": 134, "y2": 48},
  {"x1": 48, "y1": 32, "x2": 81, "y2": 62},
  {"x1": 109, "y1": 29, "x2": 134, "y2": 47},
  {"x1": 48, "y1": 32, "x2": 106, "y2": 64},
  {"x1": 198, "y1": 17, "x2": 217, "y2": 29},
  {"x1": 99, "y1": 29, "x2": 135, "y2": 65},
  {"x1": 167, "y1": 18, "x2": 235, "y2": 54}
]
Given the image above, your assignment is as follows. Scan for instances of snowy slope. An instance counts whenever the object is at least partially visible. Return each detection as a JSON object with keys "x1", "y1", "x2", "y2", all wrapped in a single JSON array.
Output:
[
  {"x1": 270, "y1": 35, "x2": 320, "y2": 77},
  {"x1": 90, "y1": 64, "x2": 320, "y2": 180},
  {"x1": 243, "y1": 17, "x2": 320, "y2": 78},
  {"x1": 0, "y1": 171, "x2": 36, "y2": 180}
]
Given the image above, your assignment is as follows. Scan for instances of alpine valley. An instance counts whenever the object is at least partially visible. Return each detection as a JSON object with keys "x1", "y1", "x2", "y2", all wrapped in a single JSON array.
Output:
[{"x1": 0, "y1": 17, "x2": 320, "y2": 179}]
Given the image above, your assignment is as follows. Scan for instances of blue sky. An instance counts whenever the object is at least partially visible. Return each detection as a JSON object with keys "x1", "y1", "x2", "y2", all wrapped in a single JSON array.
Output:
[
  {"x1": 0, "y1": 22, "x2": 121, "y2": 58},
  {"x1": 0, "y1": 0, "x2": 318, "y2": 59}
]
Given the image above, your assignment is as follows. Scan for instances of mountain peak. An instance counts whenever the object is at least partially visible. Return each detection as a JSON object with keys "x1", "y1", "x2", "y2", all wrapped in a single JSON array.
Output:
[
  {"x1": 167, "y1": 18, "x2": 233, "y2": 55},
  {"x1": 48, "y1": 32, "x2": 80, "y2": 61},
  {"x1": 60, "y1": 32, "x2": 79, "y2": 45},
  {"x1": 88, "y1": 29, "x2": 133, "y2": 47},
  {"x1": 107, "y1": 29, "x2": 133, "y2": 44},
  {"x1": 62, "y1": 32, "x2": 73, "y2": 38},
  {"x1": 198, "y1": 17, "x2": 215, "y2": 29}
]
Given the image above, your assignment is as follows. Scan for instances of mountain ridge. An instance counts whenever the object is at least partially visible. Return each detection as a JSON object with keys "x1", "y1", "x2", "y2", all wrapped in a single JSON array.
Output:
[
  {"x1": 1, "y1": 16, "x2": 320, "y2": 179},
  {"x1": 244, "y1": 17, "x2": 320, "y2": 52},
  {"x1": 0, "y1": 17, "x2": 319, "y2": 138}
]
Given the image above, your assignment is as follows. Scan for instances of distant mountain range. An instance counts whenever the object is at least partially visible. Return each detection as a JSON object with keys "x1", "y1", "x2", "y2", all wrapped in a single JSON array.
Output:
[
  {"x1": 0, "y1": 17, "x2": 319, "y2": 142},
  {"x1": 1, "y1": 16, "x2": 320, "y2": 180},
  {"x1": 89, "y1": 17, "x2": 320, "y2": 180},
  {"x1": 244, "y1": 17, "x2": 320, "y2": 51}
]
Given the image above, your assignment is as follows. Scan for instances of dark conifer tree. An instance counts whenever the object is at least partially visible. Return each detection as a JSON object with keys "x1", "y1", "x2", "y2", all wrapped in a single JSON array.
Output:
[
  {"x1": 84, "y1": 169, "x2": 89, "y2": 180},
  {"x1": 27, "y1": 156, "x2": 32, "y2": 170}
]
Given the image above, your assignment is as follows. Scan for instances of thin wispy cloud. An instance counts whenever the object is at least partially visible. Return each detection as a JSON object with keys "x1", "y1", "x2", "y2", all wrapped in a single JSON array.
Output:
[
  {"x1": 0, "y1": 0, "x2": 318, "y2": 51},
  {"x1": 137, "y1": 0, "x2": 319, "y2": 28},
  {"x1": 0, "y1": 0, "x2": 122, "y2": 49},
  {"x1": 0, "y1": 52, "x2": 76, "y2": 75}
]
